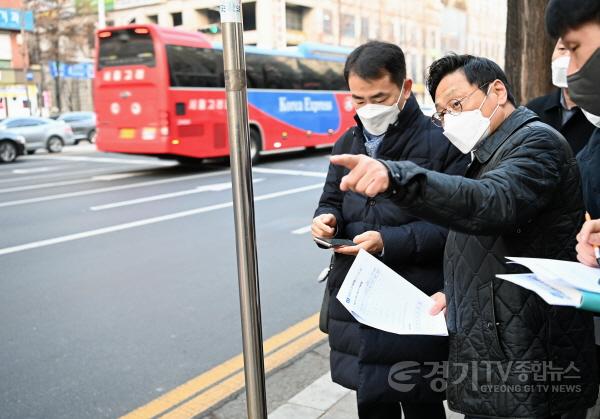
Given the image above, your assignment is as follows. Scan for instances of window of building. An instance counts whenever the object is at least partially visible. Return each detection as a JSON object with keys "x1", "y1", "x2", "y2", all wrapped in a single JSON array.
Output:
[
  {"x1": 0, "y1": 34, "x2": 11, "y2": 61},
  {"x1": 202, "y1": 8, "x2": 220, "y2": 24},
  {"x1": 323, "y1": 10, "x2": 332, "y2": 34},
  {"x1": 171, "y1": 12, "x2": 183, "y2": 27},
  {"x1": 286, "y1": 5, "x2": 304, "y2": 31},
  {"x1": 360, "y1": 17, "x2": 369, "y2": 41},
  {"x1": 147, "y1": 14, "x2": 158, "y2": 24},
  {"x1": 242, "y1": 2, "x2": 256, "y2": 31},
  {"x1": 341, "y1": 14, "x2": 355, "y2": 38}
]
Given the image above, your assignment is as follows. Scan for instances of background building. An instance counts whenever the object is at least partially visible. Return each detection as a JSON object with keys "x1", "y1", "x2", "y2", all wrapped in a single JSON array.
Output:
[
  {"x1": 0, "y1": 0, "x2": 37, "y2": 118},
  {"x1": 107, "y1": 0, "x2": 507, "y2": 104}
]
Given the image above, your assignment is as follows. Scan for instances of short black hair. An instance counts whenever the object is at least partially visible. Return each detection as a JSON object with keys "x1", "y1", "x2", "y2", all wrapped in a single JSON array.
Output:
[
  {"x1": 343, "y1": 41, "x2": 406, "y2": 89},
  {"x1": 546, "y1": 0, "x2": 600, "y2": 38},
  {"x1": 426, "y1": 54, "x2": 516, "y2": 106}
]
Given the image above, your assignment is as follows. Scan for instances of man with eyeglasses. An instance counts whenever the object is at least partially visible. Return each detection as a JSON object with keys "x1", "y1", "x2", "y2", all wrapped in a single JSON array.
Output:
[{"x1": 327, "y1": 54, "x2": 598, "y2": 418}]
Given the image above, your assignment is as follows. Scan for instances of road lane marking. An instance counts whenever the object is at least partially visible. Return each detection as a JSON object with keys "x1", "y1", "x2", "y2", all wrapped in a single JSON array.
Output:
[
  {"x1": 0, "y1": 171, "x2": 155, "y2": 193},
  {"x1": 291, "y1": 225, "x2": 312, "y2": 235},
  {"x1": 11, "y1": 166, "x2": 66, "y2": 174},
  {"x1": 0, "y1": 171, "x2": 229, "y2": 207},
  {"x1": 0, "y1": 166, "x2": 138, "y2": 184},
  {"x1": 252, "y1": 167, "x2": 326, "y2": 178},
  {"x1": 161, "y1": 329, "x2": 325, "y2": 418},
  {"x1": 90, "y1": 179, "x2": 265, "y2": 211},
  {"x1": 0, "y1": 166, "x2": 327, "y2": 206},
  {"x1": 91, "y1": 173, "x2": 148, "y2": 181},
  {"x1": 0, "y1": 183, "x2": 323, "y2": 256},
  {"x1": 120, "y1": 313, "x2": 324, "y2": 419},
  {"x1": 28, "y1": 155, "x2": 178, "y2": 166}
]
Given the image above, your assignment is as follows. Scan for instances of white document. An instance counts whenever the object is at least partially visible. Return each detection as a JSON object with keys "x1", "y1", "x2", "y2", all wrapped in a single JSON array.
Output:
[
  {"x1": 506, "y1": 257, "x2": 600, "y2": 293},
  {"x1": 496, "y1": 273, "x2": 582, "y2": 307},
  {"x1": 336, "y1": 249, "x2": 448, "y2": 336}
]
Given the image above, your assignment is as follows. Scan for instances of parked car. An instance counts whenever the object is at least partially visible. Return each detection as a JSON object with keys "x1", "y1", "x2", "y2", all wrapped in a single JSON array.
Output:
[
  {"x1": 0, "y1": 130, "x2": 26, "y2": 163},
  {"x1": 57, "y1": 111, "x2": 97, "y2": 144},
  {"x1": 0, "y1": 117, "x2": 75, "y2": 154}
]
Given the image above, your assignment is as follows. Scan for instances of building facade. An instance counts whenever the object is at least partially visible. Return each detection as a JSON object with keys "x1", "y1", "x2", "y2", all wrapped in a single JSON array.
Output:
[
  {"x1": 107, "y1": 0, "x2": 506, "y2": 104},
  {"x1": 0, "y1": 0, "x2": 37, "y2": 118}
]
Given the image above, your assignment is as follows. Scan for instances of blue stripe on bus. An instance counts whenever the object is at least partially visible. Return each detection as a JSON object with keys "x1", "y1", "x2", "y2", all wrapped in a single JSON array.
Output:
[{"x1": 248, "y1": 91, "x2": 340, "y2": 134}]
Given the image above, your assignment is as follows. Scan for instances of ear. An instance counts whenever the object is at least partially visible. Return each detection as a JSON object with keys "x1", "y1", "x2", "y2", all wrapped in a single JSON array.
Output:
[
  {"x1": 491, "y1": 79, "x2": 509, "y2": 106},
  {"x1": 402, "y1": 79, "x2": 413, "y2": 99}
]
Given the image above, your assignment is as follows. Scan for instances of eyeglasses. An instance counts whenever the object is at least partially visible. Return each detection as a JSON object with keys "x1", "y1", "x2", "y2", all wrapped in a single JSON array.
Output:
[{"x1": 431, "y1": 82, "x2": 490, "y2": 127}]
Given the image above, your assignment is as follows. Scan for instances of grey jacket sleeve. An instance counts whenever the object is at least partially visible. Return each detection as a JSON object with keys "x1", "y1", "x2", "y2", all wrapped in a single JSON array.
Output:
[{"x1": 382, "y1": 127, "x2": 566, "y2": 235}]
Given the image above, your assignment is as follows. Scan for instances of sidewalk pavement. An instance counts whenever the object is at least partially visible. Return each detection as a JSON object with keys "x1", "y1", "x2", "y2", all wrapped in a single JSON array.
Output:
[
  {"x1": 269, "y1": 373, "x2": 464, "y2": 419},
  {"x1": 202, "y1": 340, "x2": 464, "y2": 419}
]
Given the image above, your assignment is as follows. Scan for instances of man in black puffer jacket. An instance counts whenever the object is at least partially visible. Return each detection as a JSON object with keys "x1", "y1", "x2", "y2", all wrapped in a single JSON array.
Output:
[
  {"x1": 329, "y1": 54, "x2": 599, "y2": 419},
  {"x1": 312, "y1": 42, "x2": 468, "y2": 419}
]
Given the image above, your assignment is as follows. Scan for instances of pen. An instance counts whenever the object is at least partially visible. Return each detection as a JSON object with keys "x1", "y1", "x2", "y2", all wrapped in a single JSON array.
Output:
[{"x1": 584, "y1": 212, "x2": 600, "y2": 267}]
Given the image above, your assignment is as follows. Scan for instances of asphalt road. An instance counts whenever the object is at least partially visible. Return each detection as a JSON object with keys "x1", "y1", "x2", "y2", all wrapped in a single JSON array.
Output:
[{"x1": 0, "y1": 144, "x2": 333, "y2": 418}]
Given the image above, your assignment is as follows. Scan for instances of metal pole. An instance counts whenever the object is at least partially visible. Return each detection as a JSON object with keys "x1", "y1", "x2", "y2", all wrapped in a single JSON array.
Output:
[{"x1": 220, "y1": 2, "x2": 267, "y2": 419}]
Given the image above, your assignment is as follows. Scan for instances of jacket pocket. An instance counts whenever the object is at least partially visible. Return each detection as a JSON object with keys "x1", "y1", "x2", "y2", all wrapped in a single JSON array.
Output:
[{"x1": 477, "y1": 281, "x2": 506, "y2": 360}]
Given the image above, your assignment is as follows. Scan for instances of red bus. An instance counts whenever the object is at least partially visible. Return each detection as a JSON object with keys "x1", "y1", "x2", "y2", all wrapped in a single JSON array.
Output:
[{"x1": 94, "y1": 24, "x2": 355, "y2": 162}]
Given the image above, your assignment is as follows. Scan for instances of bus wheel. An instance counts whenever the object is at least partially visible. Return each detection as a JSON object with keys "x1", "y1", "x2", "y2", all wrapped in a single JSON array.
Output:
[{"x1": 250, "y1": 128, "x2": 261, "y2": 164}]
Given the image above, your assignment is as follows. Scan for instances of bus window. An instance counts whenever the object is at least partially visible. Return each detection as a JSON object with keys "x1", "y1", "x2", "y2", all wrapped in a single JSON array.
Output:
[
  {"x1": 323, "y1": 61, "x2": 347, "y2": 91},
  {"x1": 263, "y1": 56, "x2": 302, "y2": 90},
  {"x1": 245, "y1": 54, "x2": 266, "y2": 89},
  {"x1": 98, "y1": 29, "x2": 156, "y2": 69},
  {"x1": 166, "y1": 46, "x2": 225, "y2": 88}
]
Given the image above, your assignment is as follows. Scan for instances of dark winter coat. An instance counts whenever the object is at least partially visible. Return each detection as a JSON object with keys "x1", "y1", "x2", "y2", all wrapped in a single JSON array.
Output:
[
  {"x1": 577, "y1": 128, "x2": 600, "y2": 219},
  {"x1": 526, "y1": 89, "x2": 595, "y2": 155},
  {"x1": 314, "y1": 95, "x2": 468, "y2": 404},
  {"x1": 381, "y1": 106, "x2": 598, "y2": 418}
]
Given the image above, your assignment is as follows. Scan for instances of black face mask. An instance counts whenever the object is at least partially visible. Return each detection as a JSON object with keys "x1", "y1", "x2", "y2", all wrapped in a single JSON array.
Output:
[{"x1": 567, "y1": 47, "x2": 600, "y2": 115}]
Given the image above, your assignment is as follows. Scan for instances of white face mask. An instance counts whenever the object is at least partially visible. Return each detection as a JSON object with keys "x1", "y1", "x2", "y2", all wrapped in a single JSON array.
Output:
[
  {"x1": 356, "y1": 86, "x2": 404, "y2": 136},
  {"x1": 442, "y1": 87, "x2": 500, "y2": 154},
  {"x1": 582, "y1": 108, "x2": 600, "y2": 128},
  {"x1": 551, "y1": 56, "x2": 570, "y2": 88}
]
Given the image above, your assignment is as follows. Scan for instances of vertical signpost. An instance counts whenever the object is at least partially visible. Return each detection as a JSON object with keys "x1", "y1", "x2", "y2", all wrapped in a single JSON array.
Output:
[{"x1": 220, "y1": 1, "x2": 268, "y2": 419}]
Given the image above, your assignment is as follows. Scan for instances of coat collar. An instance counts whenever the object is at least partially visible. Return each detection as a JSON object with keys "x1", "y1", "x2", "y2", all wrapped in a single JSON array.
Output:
[
  {"x1": 473, "y1": 106, "x2": 540, "y2": 164},
  {"x1": 542, "y1": 89, "x2": 563, "y2": 112}
]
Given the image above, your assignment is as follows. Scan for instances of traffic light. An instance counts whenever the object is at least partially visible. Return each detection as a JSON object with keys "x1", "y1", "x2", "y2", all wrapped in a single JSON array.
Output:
[{"x1": 199, "y1": 24, "x2": 220, "y2": 34}]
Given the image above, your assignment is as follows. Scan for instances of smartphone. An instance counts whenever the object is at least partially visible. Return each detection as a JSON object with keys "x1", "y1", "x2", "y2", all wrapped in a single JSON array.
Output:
[{"x1": 313, "y1": 237, "x2": 356, "y2": 248}]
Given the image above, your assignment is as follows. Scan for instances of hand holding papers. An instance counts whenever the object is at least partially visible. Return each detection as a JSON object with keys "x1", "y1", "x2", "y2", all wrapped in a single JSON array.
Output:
[
  {"x1": 497, "y1": 257, "x2": 600, "y2": 311},
  {"x1": 336, "y1": 250, "x2": 448, "y2": 336}
]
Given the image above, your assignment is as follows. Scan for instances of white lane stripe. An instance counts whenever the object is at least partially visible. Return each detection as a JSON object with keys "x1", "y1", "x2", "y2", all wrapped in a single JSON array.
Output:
[
  {"x1": 252, "y1": 167, "x2": 326, "y2": 178},
  {"x1": 0, "y1": 166, "x2": 123, "y2": 184},
  {"x1": 0, "y1": 171, "x2": 229, "y2": 208},
  {"x1": 12, "y1": 166, "x2": 65, "y2": 174},
  {"x1": 0, "y1": 171, "x2": 151, "y2": 194},
  {"x1": 0, "y1": 183, "x2": 323, "y2": 256},
  {"x1": 291, "y1": 225, "x2": 312, "y2": 235},
  {"x1": 90, "y1": 178, "x2": 264, "y2": 211},
  {"x1": 29, "y1": 155, "x2": 177, "y2": 166},
  {"x1": 91, "y1": 173, "x2": 146, "y2": 181}
]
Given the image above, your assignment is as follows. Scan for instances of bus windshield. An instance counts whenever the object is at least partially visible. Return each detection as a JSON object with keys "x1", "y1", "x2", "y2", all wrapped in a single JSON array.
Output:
[{"x1": 98, "y1": 29, "x2": 156, "y2": 69}]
